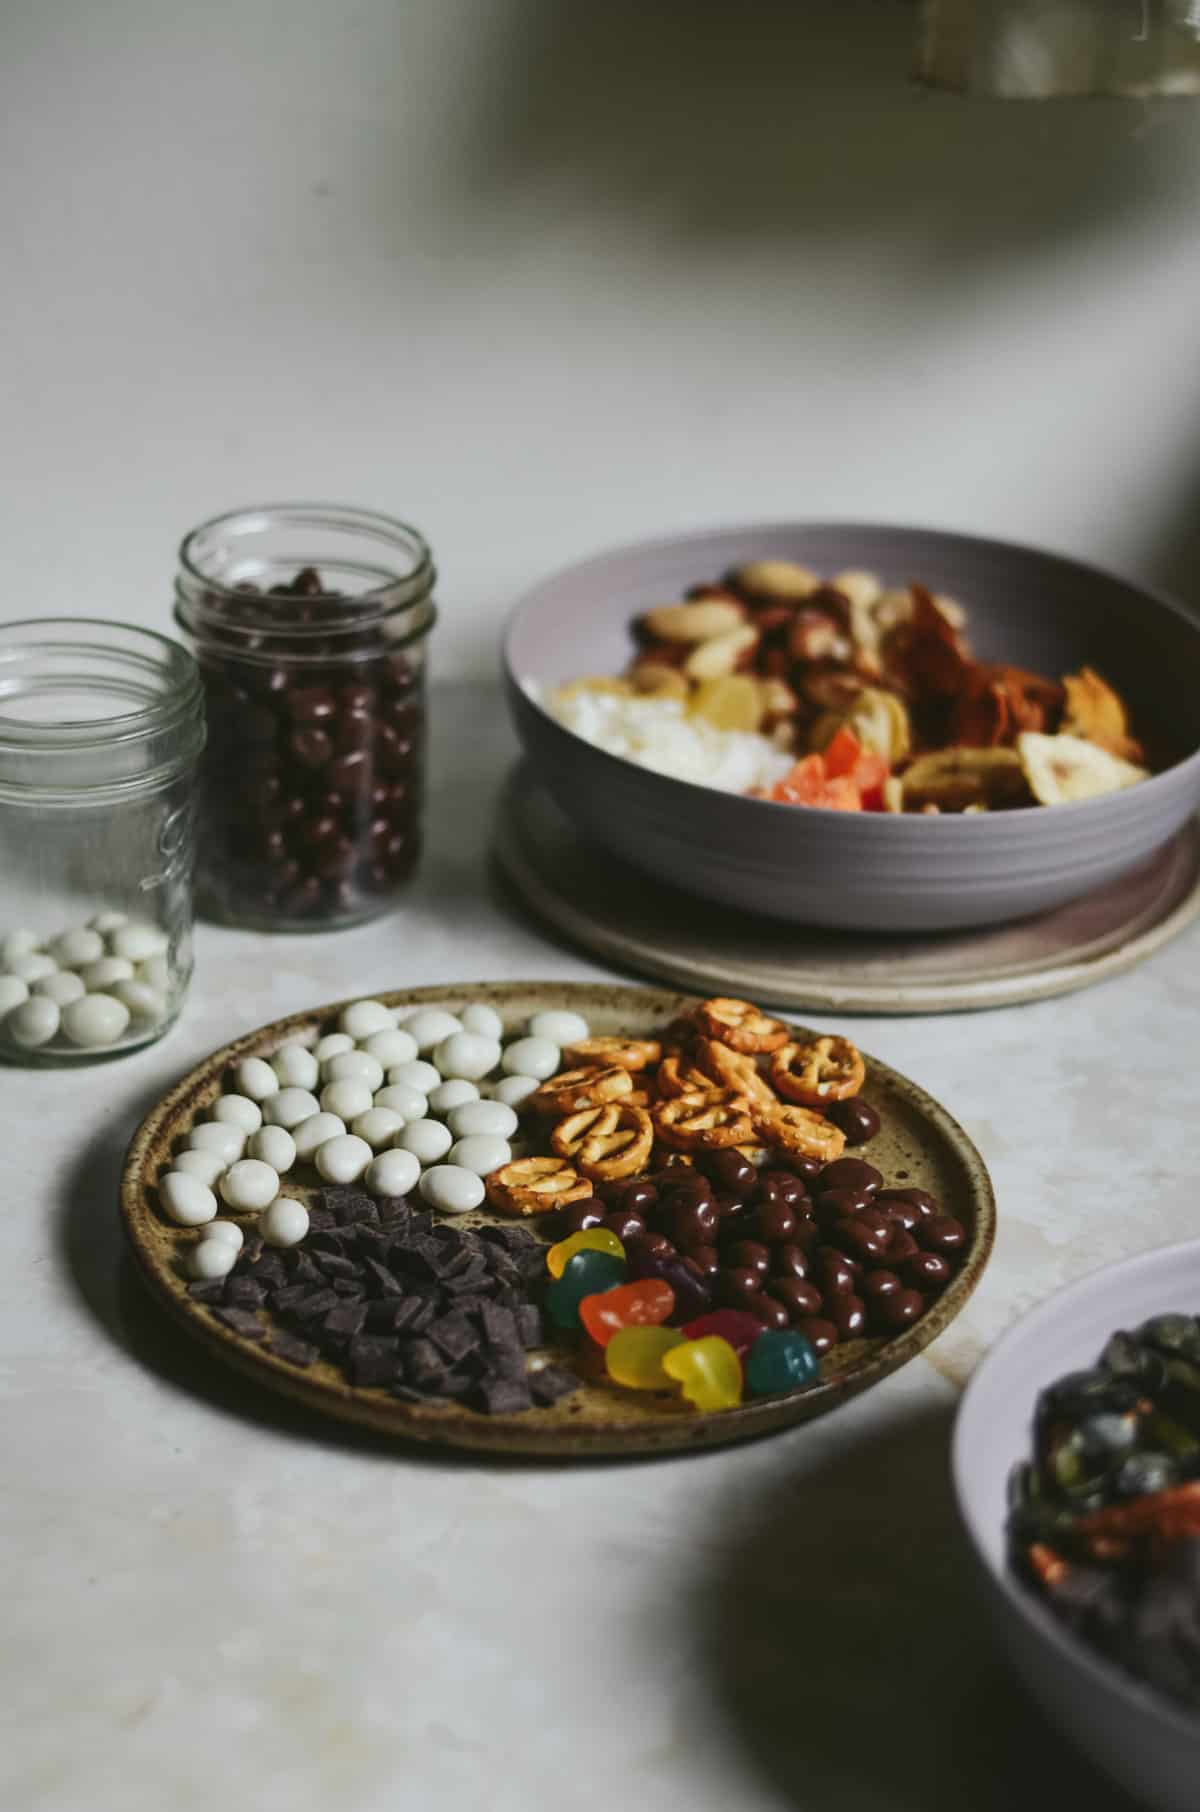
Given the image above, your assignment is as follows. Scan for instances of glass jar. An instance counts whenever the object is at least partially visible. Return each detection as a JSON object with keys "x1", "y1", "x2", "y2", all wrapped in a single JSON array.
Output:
[
  {"x1": 0, "y1": 619, "x2": 204, "y2": 1064},
  {"x1": 174, "y1": 504, "x2": 436, "y2": 931}
]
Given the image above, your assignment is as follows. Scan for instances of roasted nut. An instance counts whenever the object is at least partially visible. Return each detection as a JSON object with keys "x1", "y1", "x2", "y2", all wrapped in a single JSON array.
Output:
[
  {"x1": 731, "y1": 560, "x2": 821, "y2": 603},
  {"x1": 757, "y1": 1103, "x2": 847, "y2": 1161},
  {"x1": 629, "y1": 661, "x2": 689, "y2": 699},
  {"x1": 833, "y1": 570, "x2": 884, "y2": 612},
  {"x1": 640, "y1": 600, "x2": 746, "y2": 643},
  {"x1": 771, "y1": 1036, "x2": 865, "y2": 1105},
  {"x1": 485, "y1": 1156, "x2": 593, "y2": 1217},
  {"x1": 550, "y1": 1102, "x2": 653, "y2": 1180},
  {"x1": 694, "y1": 997, "x2": 789, "y2": 1055},
  {"x1": 532, "y1": 1065, "x2": 634, "y2": 1116},
  {"x1": 789, "y1": 609, "x2": 852, "y2": 665},
  {"x1": 563, "y1": 1035, "x2": 662, "y2": 1072},
  {"x1": 653, "y1": 1088, "x2": 755, "y2": 1151},
  {"x1": 683, "y1": 624, "x2": 759, "y2": 681}
]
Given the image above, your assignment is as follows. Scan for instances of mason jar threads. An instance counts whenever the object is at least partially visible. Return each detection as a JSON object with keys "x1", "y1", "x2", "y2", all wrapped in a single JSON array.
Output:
[
  {"x1": 174, "y1": 505, "x2": 436, "y2": 932},
  {"x1": 0, "y1": 620, "x2": 204, "y2": 1063}
]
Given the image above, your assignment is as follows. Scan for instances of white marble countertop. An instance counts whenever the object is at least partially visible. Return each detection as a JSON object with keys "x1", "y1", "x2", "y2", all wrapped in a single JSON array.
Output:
[{"x1": 6, "y1": 681, "x2": 1190, "y2": 1812}]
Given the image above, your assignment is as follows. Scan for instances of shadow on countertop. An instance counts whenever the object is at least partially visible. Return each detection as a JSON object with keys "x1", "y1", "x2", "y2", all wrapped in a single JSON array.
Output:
[{"x1": 688, "y1": 1400, "x2": 1140, "y2": 1811}]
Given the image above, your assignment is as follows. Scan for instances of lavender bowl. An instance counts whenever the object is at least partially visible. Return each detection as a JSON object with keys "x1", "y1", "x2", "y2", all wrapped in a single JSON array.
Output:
[
  {"x1": 503, "y1": 522, "x2": 1200, "y2": 931},
  {"x1": 953, "y1": 1243, "x2": 1200, "y2": 1812}
]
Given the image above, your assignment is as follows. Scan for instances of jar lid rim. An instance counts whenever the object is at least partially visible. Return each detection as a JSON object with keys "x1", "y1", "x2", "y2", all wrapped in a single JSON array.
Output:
[
  {"x1": 0, "y1": 618, "x2": 204, "y2": 754},
  {"x1": 177, "y1": 502, "x2": 434, "y2": 607}
]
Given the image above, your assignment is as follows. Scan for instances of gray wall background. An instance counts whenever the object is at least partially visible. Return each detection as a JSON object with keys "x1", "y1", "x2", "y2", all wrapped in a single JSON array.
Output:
[{"x1": 4, "y1": 0, "x2": 1200, "y2": 675}]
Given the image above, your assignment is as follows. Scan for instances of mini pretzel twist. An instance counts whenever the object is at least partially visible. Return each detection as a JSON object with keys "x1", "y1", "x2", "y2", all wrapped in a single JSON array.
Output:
[
  {"x1": 655, "y1": 1053, "x2": 725, "y2": 1101},
  {"x1": 652, "y1": 1088, "x2": 755, "y2": 1151},
  {"x1": 692, "y1": 1037, "x2": 778, "y2": 1115},
  {"x1": 485, "y1": 1156, "x2": 593, "y2": 1217},
  {"x1": 757, "y1": 1102, "x2": 846, "y2": 1162},
  {"x1": 694, "y1": 996, "x2": 789, "y2": 1055},
  {"x1": 551, "y1": 1102, "x2": 654, "y2": 1181},
  {"x1": 531, "y1": 1065, "x2": 633, "y2": 1116},
  {"x1": 770, "y1": 1036, "x2": 865, "y2": 1105},
  {"x1": 562, "y1": 1035, "x2": 662, "y2": 1073}
]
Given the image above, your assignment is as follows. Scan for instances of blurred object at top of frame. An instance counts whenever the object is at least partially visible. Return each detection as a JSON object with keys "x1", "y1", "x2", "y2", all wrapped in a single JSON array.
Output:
[{"x1": 917, "y1": 0, "x2": 1200, "y2": 96}]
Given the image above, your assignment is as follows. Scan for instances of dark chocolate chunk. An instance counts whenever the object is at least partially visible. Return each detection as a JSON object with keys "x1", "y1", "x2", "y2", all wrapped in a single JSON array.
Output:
[
  {"x1": 247, "y1": 1253, "x2": 288, "y2": 1288},
  {"x1": 287, "y1": 1251, "x2": 325, "y2": 1285},
  {"x1": 348, "y1": 1336, "x2": 404, "y2": 1388},
  {"x1": 529, "y1": 1365, "x2": 580, "y2": 1406},
  {"x1": 428, "y1": 1315, "x2": 479, "y2": 1365},
  {"x1": 315, "y1": 1251, "x2": 361, "y2": 1282},
  {"x1": 225, "y1": 1276, "x2": 269, "y2": 1309},
  {"x1": 331, "y1": 1276, "x2": 365, "y2": 1298},
  {"x1": 187, "y1": 1278, "x2": 227, "y2": 1304},
  {"x1": 474, "y1": 1376, "x2": 533, "y2": 1415},
  {"x1": 290, "y1": 1286, "x2": 342, "y2": 1323},
  {"x1": 363, "y1": 1257, "x2": 404, "y2": 1297},
  {"x1": 515, "y1": 1304, "x2": 543, "y2": 1349},
  {"x1": 404, "y1": 1338, "x2": 449, "y2": 1388},
  {"x1": 213, "y1": 1306, "x2": 266, "y2": 1340},
  {"x1": 321, "y1": 1301, "x2": 367, "y2": 1340},
  {"x1": 479, "y1": 1303, "x2": 518, "y2": 1348},
  {"x1": 268, "y1": 1331, "x2": 319, "y2": 1367},
  {"x1": 305, "y1": 1207, "x2": 336, "y2": 1232}
]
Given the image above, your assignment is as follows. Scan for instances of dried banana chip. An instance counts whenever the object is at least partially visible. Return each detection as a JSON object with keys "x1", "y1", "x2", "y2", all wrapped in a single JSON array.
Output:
[
  {"x1": 688, "y1": 674, "x2": 764, "y2": 732},
  {"x1": 1061, "y1": 667, "x2": 1145, "y2": 763},
  {"x1": 901, "y1": 746, "x2": 1030, "y2": 812},
  {"x1": 1017, "y1": 731, "x2": 1148, "y2": 806}
]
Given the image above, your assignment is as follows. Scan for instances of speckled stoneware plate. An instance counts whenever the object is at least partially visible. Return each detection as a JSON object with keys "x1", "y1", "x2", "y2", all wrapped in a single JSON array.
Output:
[
  {"x1": 495, "y1": 769, "x2": 1200, "y2": 1014},
  {"x1": 120, "y1": 983, "x2": 995, "y2": 1458}
]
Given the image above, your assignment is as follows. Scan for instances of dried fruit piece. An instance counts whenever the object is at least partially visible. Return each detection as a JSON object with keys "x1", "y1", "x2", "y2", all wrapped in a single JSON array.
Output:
[
  {"x1": 1017, "y1": 731, "x2": 1148, "y2": 805},
  {"x1": 771, "y1": 755, "x2": 863, "y2": 812},
  {"x1": 550, "y1": 1102, "x2": 653, "y2": 1180},
  {"x1": 694, "y1": 997, "x2": 790, "y2": 1055},
  {"x1": 900, "y1": 746, "x2": 1030, "y2": 812},
  {"x1": 758, "y1": 1103, "x2": 846, "y2": 1161},
  {"x1": 683, "y1": 624, "x2": 759, "y2": 680},
  {"x1": 771, "y1": 1036, "x2": 866, "y2": 1105},
  {"x1": 563, "y1": 1035, "x2": 662, "y2": 1073},
  {"x1": 531, "y1": 1065, "x2": 634, "y2": 1116},
  {"x1": 688, "y1": 674, "x2": 764, "y2": 732},
  {"x1": 653, "y1": 1089, "x2": 755, "y2": 1151},
  {"x1": 1061, "y1": 666, "x2": 1144, "y2": 763},
  {"x1": 486, "y1": 1156, "x2": 593, "y2": 1217},
  {"x1": 811, "y1": 686, "x2": 911, "y2": 766}
]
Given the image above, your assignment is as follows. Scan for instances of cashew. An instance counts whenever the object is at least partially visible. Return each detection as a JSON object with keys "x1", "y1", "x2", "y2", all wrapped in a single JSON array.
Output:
[
  {"x1": 640, "y1": 599, "x2": 745, "y2": 643},
  {"x1": 683, "y1": 623, "x2": 759, "y2": 680},
  {"x1": 733, "y1": 560, "x2": 821, "y2": 601}
]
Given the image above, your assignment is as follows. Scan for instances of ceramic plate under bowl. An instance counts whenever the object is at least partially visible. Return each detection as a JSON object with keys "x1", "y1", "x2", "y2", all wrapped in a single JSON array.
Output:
[
  {"x1": 121, "y1": 983, "x2": 995, "y2": 1458},
  {"x1": 504, "y1": 522, "x2": 1200, "y2": 932}
]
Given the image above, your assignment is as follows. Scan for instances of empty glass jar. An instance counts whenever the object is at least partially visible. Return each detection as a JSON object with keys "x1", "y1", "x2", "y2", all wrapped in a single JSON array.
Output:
[
  {"x1": 0, "y1": 619, "x2": 204, "y2": 1063},
  {"x1": 173, "y1": 504, "x2": 436, "y2": 931}
]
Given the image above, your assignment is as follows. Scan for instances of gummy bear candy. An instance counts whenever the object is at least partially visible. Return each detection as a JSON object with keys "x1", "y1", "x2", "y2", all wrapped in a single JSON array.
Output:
[
  {"x1": 546, "y1": 1227, "x2": 624, "y2": 1279},
  {"x1": 682, "y1": 1309, "x2": 764, "y2": 1359},
  {"x1": 545, "y1": 1249, "x2": 626, "y2": 1330},
  {"x1": 744, "y1": 1329, "x2": 819, "y2": 1397},
  {"x1": 605, "y1": 1325, "x2": 685, "y2": 1389},
  {"x1": 662, "y1": 1335, "x2": 743, "y2": 1410},
  {"x1": 579, "y1": 1279, "x2": 675, "y2": 1346}
]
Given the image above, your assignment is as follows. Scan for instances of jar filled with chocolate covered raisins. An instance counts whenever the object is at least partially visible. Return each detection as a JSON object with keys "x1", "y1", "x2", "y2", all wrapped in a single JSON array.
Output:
[{"x1": 174, "y1": 505, "x2": 435, "y2": 930}]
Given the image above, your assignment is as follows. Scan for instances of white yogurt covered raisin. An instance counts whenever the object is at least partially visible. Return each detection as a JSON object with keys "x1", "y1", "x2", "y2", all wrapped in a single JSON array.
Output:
[
  {"x1": 491, "y1": 1074, "x2": 542, "y2": 1110},
  {"x1": 403, "y1": 1008, "x2": 463, "y2": 1052},
  {"x1": 338, "y1": 999, "x2": 393, "y2": 1041},
  {"x1": 320, "y1": 1079, "x2": 374, "y2": 1122},
  {"x1": 32, "y1": 970, "x2": 86, "y2": 1007},
  {"x1": 426, "y1": 1078, "x2": 481, "y2": 1118},
  {"x1": 291, "y1": 1112, "x2": 348, "y2": 1160},
  {"x1": 433, "y1": 1031, "x2": 501, "y2": 1082},
  {"x1": 109, "y1": 923, "x2": 168, "y2": 962},
  {"x1": 186, "y1": 1122, "x2": 247, "y2": 1164},
  {"x1": 447, "y1": 1134, "x2": 512, "y2": 1177},
  {"x1": 447, "y1": 1099, "x2": 519, "y2": 1141},
  {"x1": 0, "y1": 929, "x2": 40, "y2": 968},
  {"x1": 172, "y1": 1148, "x2": 228, "y2": 1187},
  {"x1": 0, "y1": 976, "x2": 29, "y2": 1017},
  {"x1": 261, "y1": 1196, "x2": 310, "y2": 1247},
  {"x1": 49, "y1": 927, "x2": 104, "y2": 968},
  {"x1": 160, "y1": 1171, "x2": 218, "y2": 1226},
  {"x1": 373, "y1": 1082, "x2": 429, "y2": 1123},
  {"x1": 247, "y1": 1124, "x2": 296, "y2": 1173},
  {"x1": 359, "y1": 1028, "x2": 418, "y2": 1068},
  {"x1": 271, "y1": 1044, "x2": 320, "y2": 1091},
  {"x1": 137, "y1": 954, "x2": 171, "y2": 993},
  {"x1": 350, "y1": 1107, "x2": 405, "y2": 1151},
  {"x1": 205, "y1": 1218, "x2": 245, "y2": 1252},
  {"x1": 419, "y1": 1164, "x2": 486, "y2": 1214},
  {"x1": 527, "y1": 1009, "x2": 590, "y2": 1046},
  {"x1": 501, "y1": 1035, "x2": 560, "y2": 1080},
  {"x1": 219, "y1": 1158, "x2": 280, "y2": 1212},
  {"x1": 365, "y1": 1148, "x2": 421, "y2": 1198},
  {"x1": 323, "y1": 1049, "x2": 384, "y2": 1091},
  {"x1": 313, "y1": 1033, "x2": 354, "y2": 1064},
  {"x1": 315, "y1": 1133, "x2": 373, "y2": 1184},
  {"x1": 61, "y1": 993, "x2": 131, "y2": 1047},
  {"x1": 187, "y1": 1238, "x2": 237, "y2": 1280},
  {"x1": 7, "y1": 952, "x2": 58, "y2": 985},
  {"x1": 88, "y1": 910, "x2": 129, "y2": 935},
  {"x1": 387, "y1": 1059, "x2": 441, "y2": 1096},
  {"x1": 261, "y1": 1087, "x2": 321, "y2": 1130},
  {"x1": 112, "y1": 979, "x2": 166, "y2": 1023},
  {"x1": 233, "y1": 1056, "x2": 281, "y2": 1102},
  {"x1": 210, "y1": 1094, "x2": 263, "y2": 1134},
  {"x1": 7, "y1": 996, "x2": 61, "y2": 1047},
  {"x1": 459, "y1": 1002, "x2": 504, "y2": 1041},
  {"x1": 78, "y1": 956, "x2": 135, "y2": 991},
  {"x1": 394, "y1": 1118, "x2": 453, "y2": 1165}
]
